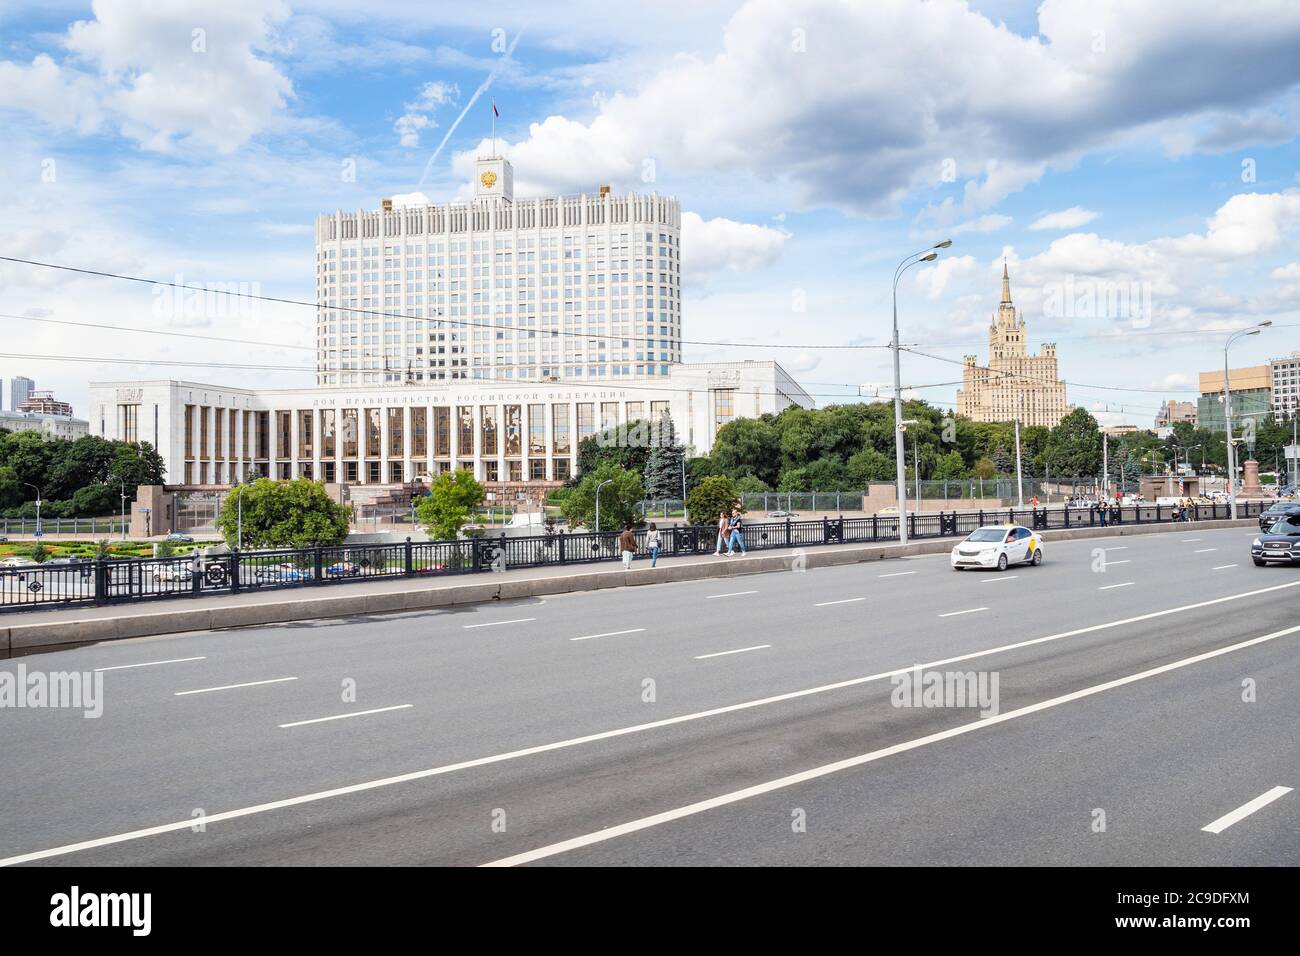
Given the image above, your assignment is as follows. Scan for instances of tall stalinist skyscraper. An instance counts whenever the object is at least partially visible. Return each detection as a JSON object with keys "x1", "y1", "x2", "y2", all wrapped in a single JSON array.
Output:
[{"x1": 955, "y1": 263, "x2": 1069, "y2": 427}]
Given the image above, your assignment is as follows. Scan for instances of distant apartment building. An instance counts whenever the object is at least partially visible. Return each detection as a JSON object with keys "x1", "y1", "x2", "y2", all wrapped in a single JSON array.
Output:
[
  {"x1": 17, "y1": 389, "x2": 75, "y2": 417},
  {"x1": 1270, "y1": 351, "x2": 1300, "y2": 420},
  {"x1": 1197, "y1": 365, "x2": 1271, "y2": 433},
  {"x1": 956, "y1": 264, "x2": 1070, "y2": 427},
  {"x1": 10, "y1": 376, "x2": 34, "y2": 411},
  {"x1": 0, "y1": 410, "x2": 89, "y2": 440},
  {"x1": 1155, "y1": 399, "x2": 1197, "y2": 428}
]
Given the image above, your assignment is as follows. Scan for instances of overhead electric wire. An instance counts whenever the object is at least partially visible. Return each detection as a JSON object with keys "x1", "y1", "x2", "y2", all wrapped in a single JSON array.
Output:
[{"x1": 0, "y1": 255, "x2": 889, "y2": 352}]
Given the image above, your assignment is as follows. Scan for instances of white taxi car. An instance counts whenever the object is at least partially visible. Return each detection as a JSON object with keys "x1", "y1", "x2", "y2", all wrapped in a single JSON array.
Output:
[{"x1": 951, "y1": 524, "x2": 1044, "y2": 571}]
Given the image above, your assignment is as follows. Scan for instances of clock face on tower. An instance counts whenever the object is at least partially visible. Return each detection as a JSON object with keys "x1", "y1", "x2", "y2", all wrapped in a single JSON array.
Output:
[{"x1": 480, "y1": 171, "x2": 497, "y2": 189}]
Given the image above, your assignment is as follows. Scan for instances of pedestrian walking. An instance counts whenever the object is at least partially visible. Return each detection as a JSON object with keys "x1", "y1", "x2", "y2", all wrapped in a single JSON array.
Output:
[
  {"x1": 714, "y1": 511, "x2": 728, "y2": 556},
  {"x1": 726, "y1": 508, "x2": 746, "y2": 556},
  {"x1": 646, "y1": 523, "x2": 662, "y2": 568},
  {"x1": 619, "y1": 524, "x2": 637, "y2": 570}
]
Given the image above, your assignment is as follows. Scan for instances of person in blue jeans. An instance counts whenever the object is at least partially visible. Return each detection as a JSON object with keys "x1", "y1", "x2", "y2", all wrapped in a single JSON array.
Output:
[
  {"x1": 726, "y1": 508, "x2": 746, "y2": 555},
  {"x1": 646, "y1": 523, "x2": 662, "y2": 567}
]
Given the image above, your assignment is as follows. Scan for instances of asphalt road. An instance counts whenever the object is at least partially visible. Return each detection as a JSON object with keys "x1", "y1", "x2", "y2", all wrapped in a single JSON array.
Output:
[{"x1": 1, "y1": 525, "x2": 1296, "y2": 866}]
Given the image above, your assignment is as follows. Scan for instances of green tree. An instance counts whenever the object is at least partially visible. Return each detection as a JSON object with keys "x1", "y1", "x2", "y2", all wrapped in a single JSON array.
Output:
[
  {"x1": 575, "y1": 419, "x2": 654, "y2": 479},
  {"x1": 847, "y1": 448, "x2": 894, "y2": 485},
  {"x1": 415, "y1": 469, "x2": 486, "y2": 540},
  {"x1": 932, "y1": 450, "x2": 967, "y2": 481},
  {"x1": 643, "y1": 411, "x2": 686, "y2": 499},
  {"x1": 685, "y1": 474, "x2": 740, "y2": 526},
  {"x1": 562, "y1": 462, "x2": 644, "y2": 530},
  {"x1": 215, "y1": 478, "x2": 351, "y2": 549},
  {"x1": 1042, "y1": 408, "x2": 1102, "y2": 477},
  {"x1": 711, "y1": 417, "x2": 781, "y2": 487},
  {"x1": 733, "y1": 475, "x2": 771, "y2": 494}
]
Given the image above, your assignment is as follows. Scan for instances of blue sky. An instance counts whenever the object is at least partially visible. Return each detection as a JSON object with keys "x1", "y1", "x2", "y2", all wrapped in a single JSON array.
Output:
[{"x1": 1, "y1": 0, "x2": 1299, "y2": 425}]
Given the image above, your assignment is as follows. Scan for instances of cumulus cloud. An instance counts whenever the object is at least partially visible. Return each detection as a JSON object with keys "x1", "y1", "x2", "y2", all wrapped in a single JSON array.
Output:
[
  {"x1": 915, "y1": 256, "x2": 978, "y2": 300},
  {"x1": 395, "y1": 80, "x2": 458, "y2": 147},
  {"x1": 0, "y1": 0, "x2": 293, "y2": 153},
  {"x1": 456, "y1": 0, "x2": 1300, "y2": 217},
  {"x1": 680, "y1": 211, "x2": 790, "y2": 284},
  {"x1": 1029, "y1": 207, "x2": 1100, "y2": 231}
]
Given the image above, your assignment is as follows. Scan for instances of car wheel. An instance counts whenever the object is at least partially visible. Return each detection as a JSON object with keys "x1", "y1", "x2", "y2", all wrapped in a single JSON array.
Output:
[
  {"x1": 953, "y1": 565, "x2": 965, "y2": 571},
  {"x1": 1030, "y1": 548, "x2": 1042, "y2": 566},
  {"x1": 997, "y1": 553, "x2": 1008, "y2": 572},
  {"x1": 1252, "y1": 557, "x2": 1267, "y2": 566}
]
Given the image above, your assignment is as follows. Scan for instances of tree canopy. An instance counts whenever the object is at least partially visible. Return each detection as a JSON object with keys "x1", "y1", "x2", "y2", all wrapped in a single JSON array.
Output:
[
  {"x1": 215, "y1": 478, "x2": 351, "y2": 549},
  {"x1": 415, "y1": 469, "x2": 486, "y2": 540}
]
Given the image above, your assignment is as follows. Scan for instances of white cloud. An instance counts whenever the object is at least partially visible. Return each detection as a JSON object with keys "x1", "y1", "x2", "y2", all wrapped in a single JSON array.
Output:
[
  {"x1": 388, "y1": 192, "x2": 432, "y2": 207},
  {"x1": 0, "y1": 0, "x2": 293, "y2": 153},
  {"x1": 915, "y1": 256, "x2": 978, "y2": 300},
  {"x1": 395, "y1": 80, "x2": 458, "y2": 147},
  {"x1": 680, "y1": 211, "x2": 790, "y2": 283},
  {"x1": 459, "y1": 0, "x2": 1300, "y2": 217},
  {"x1": 950, "y1": 214, "x2": 1013, "y2": 236},
  {"x1": 1270, "y1": 262, "x2": 1300, "y2": 280},
  {"x1": 1029, "y1": 207, "x2": 1100, "y2": 231}
]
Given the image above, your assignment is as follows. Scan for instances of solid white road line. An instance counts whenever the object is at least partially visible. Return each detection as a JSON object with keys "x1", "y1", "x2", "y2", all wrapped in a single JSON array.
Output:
[
  {"x1": 463, "y1": 618, "x2": 536, "y2": 629},
  {"x1": 1202, "y1": 786, "x2": 1293, "y2": 834},
  {"x1": 878, "y1": 571, "x2": 916, "y2": 578},
  {"x1": 1100, "y1": 546, "x2": 1128, "y2": 551},
  {"x1": 6, "y1": 580, "x2": 1299, "y2": 868},
  {"x1": 1183, "y1": 539, "x2": 1202, "y2": 543},
  {"x1": 1099, "y1": 582, "x2": 1135, "y2": 590},
  {"x1": 173, "y1": 677, "x2": 297, "y2": 696},
  {"x1": 706, "y1": 590, "x2": 758, "y2": 599},
  {"x1": 938, "y1": 607, "x2": 988, "y2": 618},
  {"x1": 1212, "y1": 565, "x2": 1239, "y2": 571},
  {"x1": 484, "y1": 622, "x2": 1300, "y2": 867},
  {"x1": 981, "y1": 576, "x2": 1019, "y2": 583},
  {"x1": 814, "y1": 598, "x2": 865, "y2": 607},
  {"x1": 1107, "y1": 559, "x2": 1131, "y2": 565},
  {"x1": 279, "y1": 705, "x2": 413, "y2": 729},
  {"x1": 94, "y1": 656, "x2": 206, "y2": 672},
  {"x1": 694, "y1": 645, "x2": 771, "y2": 660},
  {"x1": 570, "y1": 628, "x2": 647, "y2": 642}
]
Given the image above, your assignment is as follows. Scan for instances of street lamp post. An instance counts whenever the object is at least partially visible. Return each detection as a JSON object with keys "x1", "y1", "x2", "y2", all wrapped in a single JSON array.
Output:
[
  {"x1": 22, "y1": 483, "x2": 42, "y2": 540},
  {"x1": 891, "y1": 240, "x2": 951, "y2": 544},
  {"x1": 119, "y1": 479, "x2": 128, "y2": 541},
  {"x1": 594, "y1": 478, "x2": 614, "y2": 534},
  {"x1": 1224, "y1": 322, "x2": 1271, "y2": 519}
]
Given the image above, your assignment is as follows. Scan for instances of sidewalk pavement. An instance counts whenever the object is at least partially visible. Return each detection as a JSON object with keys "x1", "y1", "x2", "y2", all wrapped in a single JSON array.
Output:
[{"x1": 0, "y1": 518, "x2": 1256, "y2": 656}]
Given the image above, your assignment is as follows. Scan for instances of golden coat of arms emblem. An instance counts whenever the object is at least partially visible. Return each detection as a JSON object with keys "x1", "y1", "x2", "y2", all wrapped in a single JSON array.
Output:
[{"x1": 480, "y1": 171, "x2": 497, "y2": 189}]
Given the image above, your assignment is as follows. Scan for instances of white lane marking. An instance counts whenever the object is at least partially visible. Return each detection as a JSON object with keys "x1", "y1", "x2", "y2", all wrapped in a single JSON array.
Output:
[
  {"x1": 94, "y1": 656, "x2": 206, "y2": 672},
  {"x1": 694, "y1": 645, "x2": 771, "y2": 660},
  {"x1": 981, "y1": 576, "x2": 1019, "y2": 583},
  {"x1": 173, "y1": 677, "x2": 297, "y2": 696},
  {"x1": 6, "y1": 581, "x2": 1299, "y2": 868},
  {"x1": 1194, "y1": 548, "x2": 1217, "y2": 553},
  {"x1": 814, "y1": 597, "x2": 865, "y2": 607},
  {"x1": 1202, "y1": 786, "x2": 1293, "y2": 835},
  {"x1": 878, "y1": 571, "x2": 916, "y2": 578},
  {"x1": 938, "y1": 607, "x2": 988, "y2": 618},
  {"x1": 483, "y1": 623, "x2": 1300, "y2": 867},
  {"x1": 1099, "y1": 582, "x2": 1134, "y2": 590},
  {"x1": 1212, "y1": 565, "x2": 1239, "y2": 571},
  {"x1": 1107, "y1": 559, "x2": 1131, "y2": 565},
  {"x1": 279, "y1": 705, "x2": 413, "y2": 729},
  {"x1": 570, "y1": 628, "x2": 647, "y2": 642},
  {"x1": 1100, "y1": 546, "x2": 1128, "y2": 551},
  {"x1": 463, "y1": 618, "x2": 536, "y2": 629},
  {"x1": 1182, "y1": 538, "x2": 1202, "y2": 543},
  {"x1": 706, "y1": 590, "x2": 758, "y2": 599}
]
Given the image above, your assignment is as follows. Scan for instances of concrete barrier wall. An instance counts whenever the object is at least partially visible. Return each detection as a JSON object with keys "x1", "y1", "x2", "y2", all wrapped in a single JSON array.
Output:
[{"x1": 1, "y1": 518, "x2": 1257, "y2": 655}]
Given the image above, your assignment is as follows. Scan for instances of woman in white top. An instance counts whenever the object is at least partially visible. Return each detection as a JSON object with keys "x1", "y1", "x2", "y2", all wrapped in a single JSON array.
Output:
[{"x1": 646, "y1": 523, "x2": 662, "y2": 567}]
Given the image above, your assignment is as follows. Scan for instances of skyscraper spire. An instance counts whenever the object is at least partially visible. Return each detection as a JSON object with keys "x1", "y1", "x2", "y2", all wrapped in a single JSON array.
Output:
[{"x1": 1001, "y1": 258, "x2": 1012, "y2": 305}]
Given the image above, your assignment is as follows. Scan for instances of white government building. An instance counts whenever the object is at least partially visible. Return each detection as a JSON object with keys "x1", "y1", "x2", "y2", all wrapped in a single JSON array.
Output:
[{"x1": 89, "y1": 155, "x2": 809, "y2": 494}]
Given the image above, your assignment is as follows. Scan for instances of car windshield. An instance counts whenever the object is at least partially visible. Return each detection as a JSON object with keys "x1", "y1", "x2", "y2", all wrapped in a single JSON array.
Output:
[
  {"x1": 967, "y1": 529, "x2": 1008, "y2": 543},
  {"x1": 1266, "y1": 517, "x2": 1300, "y2": 535}
]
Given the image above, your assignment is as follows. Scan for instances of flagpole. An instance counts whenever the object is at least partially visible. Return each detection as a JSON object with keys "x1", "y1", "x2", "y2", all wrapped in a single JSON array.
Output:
[{"x1": 491, "y1": 99, "x2": 496, "y2": 158}]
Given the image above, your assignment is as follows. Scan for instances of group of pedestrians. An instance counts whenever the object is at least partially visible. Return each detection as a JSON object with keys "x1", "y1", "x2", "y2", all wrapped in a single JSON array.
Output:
[{"x1": 615, "y1": 506, "x2": 748, "y2": 570}]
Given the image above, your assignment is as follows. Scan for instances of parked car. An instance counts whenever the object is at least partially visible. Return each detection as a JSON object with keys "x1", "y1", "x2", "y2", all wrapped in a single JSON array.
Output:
[
  {"x1": 0, "y1": 556, "x2": 37, "y2": 572},
  {"x1": 325, "y1": 561, "x2": 361, "y2": 577},
  {"x1": 1251, "y1": 513, "x2": 1300, "y2": 566},
  {"x1": 166, "y1": 532, "x2": 195, "y2": 543},
  {"x1": 153, "y1": 564, "x2": 193, "y2": 583},
  {"x1": 253, "y1": 563, "x2": 310, "y2": 583},
  {"x1": 1257, "y1": 501, "x2": 1300, "y2": 532},
  {"x1": 768, "y1": 510, "x2": 799, "y2": 518}
]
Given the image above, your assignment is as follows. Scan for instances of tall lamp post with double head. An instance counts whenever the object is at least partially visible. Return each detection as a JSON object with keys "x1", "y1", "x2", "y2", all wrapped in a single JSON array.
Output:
[
  {"x1": 892, "y1": 240, "x2": 951, "y2": 544},
  {"x1": 1224, "y1": 322, "x2": 1271, "y2": 519},
  {"x1": 594, "y1": 478, "x2": 614, "y2": 534}
]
